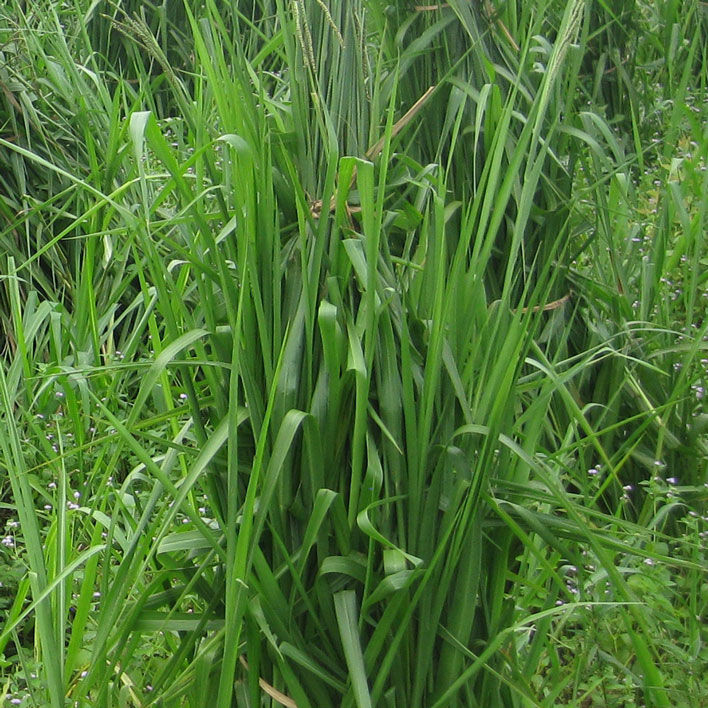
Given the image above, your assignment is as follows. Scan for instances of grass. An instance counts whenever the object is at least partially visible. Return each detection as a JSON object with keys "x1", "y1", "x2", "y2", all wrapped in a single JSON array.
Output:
[{"x1": 0, "y1": 0, "x2": 706, "y2": 706}]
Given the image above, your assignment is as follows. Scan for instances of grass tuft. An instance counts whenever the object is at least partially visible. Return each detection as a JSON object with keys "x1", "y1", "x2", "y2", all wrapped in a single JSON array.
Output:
[{"x1": 0, "y1": 0, "x2": 706, "y2": 705}]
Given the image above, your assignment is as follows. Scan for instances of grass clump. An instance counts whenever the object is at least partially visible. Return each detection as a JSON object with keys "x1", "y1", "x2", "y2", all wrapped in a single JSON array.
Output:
[{"x1": 0, "y1": 0, "x2": 706, "y2": 706}]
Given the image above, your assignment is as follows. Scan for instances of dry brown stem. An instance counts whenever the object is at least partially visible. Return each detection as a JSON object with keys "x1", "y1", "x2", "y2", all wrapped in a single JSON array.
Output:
[{"x1": 309, "y1": 85, "x2": 437, "y2": 218}]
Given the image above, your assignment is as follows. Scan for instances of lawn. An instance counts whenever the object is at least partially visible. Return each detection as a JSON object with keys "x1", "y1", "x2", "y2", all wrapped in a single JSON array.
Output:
[{"x1": 0, "y1": 1, "x2": 706, "y2": 706}]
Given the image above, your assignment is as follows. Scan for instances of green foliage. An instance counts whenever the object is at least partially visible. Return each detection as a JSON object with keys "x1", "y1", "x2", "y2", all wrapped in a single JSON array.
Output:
[{"x1": 0, "y1": 0, "x2": 706, "y2": 706}]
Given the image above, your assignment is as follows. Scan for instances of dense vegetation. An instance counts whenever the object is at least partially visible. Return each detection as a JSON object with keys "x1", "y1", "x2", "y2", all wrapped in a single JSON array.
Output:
[{"x1": 0, "y1": 0, "x2": 706, "y2": 706}]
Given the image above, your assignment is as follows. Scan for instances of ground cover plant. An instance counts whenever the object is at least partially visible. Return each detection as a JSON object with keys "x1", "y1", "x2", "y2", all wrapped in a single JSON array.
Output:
[{"x1": 0, "y1": 0, "x2": 706, "y2": 706}]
